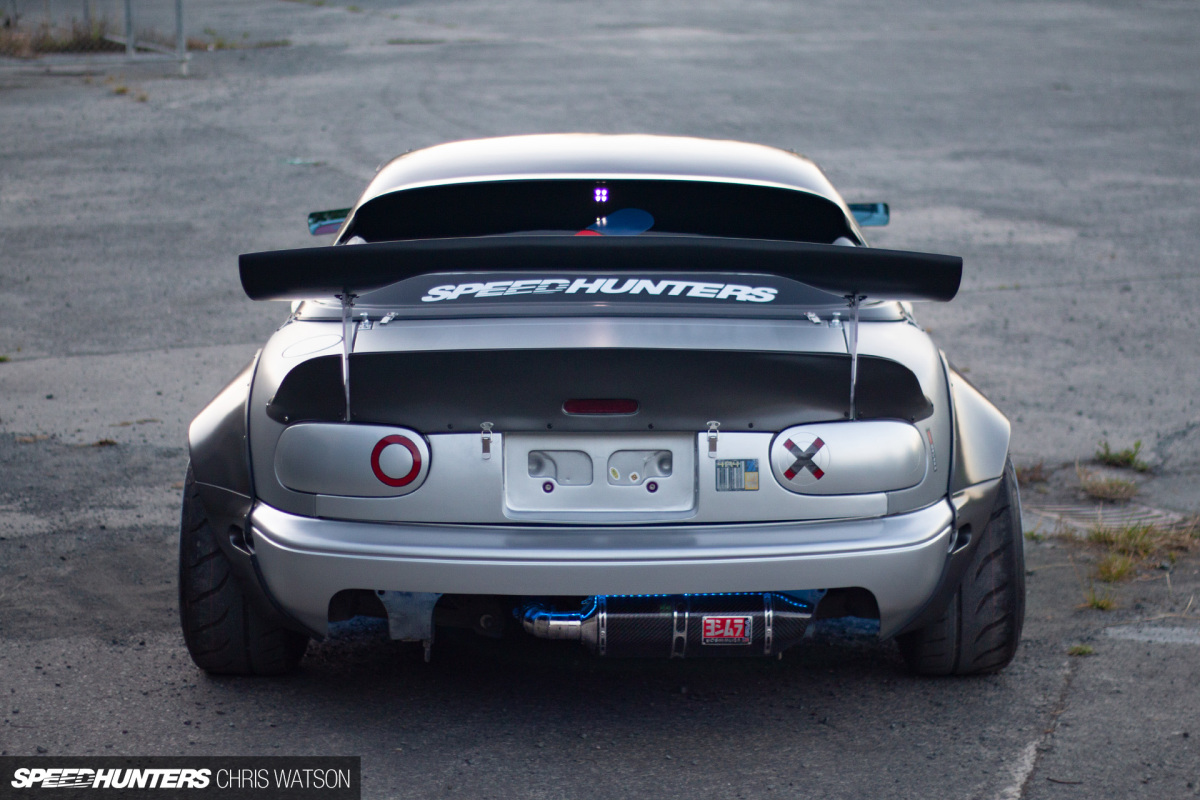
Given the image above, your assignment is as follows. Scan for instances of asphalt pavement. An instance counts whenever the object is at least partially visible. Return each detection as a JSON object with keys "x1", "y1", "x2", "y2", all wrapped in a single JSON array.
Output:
[{"x1": 1, "y1": 1, "x2": 1198, "y2": 797}]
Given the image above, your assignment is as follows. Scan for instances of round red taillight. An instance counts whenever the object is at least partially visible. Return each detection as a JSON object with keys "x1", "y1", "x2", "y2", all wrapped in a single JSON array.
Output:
[{"x1": 370, "y1": 435, "x2": 422, "y2": 487}]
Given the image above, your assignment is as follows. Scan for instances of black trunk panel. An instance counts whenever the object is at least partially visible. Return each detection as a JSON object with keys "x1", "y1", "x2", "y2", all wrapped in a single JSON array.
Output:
[{"x1": 266, "y1": 349, "x2": 932, "y2": 431}]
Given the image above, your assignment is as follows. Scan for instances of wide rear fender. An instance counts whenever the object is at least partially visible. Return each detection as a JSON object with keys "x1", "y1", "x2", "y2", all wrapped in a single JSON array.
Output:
[
  {"x1": 184, "y1": 352, "x2": 319, "y2": 638},
  {"x1": 944, "y1": 356, "x2": 1011, "y2": 492},
  {"x1": 188, "y1": 353, "x2": 257, "y2": 496}
]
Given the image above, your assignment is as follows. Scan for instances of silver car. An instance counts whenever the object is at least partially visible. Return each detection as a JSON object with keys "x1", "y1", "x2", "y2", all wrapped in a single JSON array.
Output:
[{"x1": 181, "y1": 134, "x2": 1023, "y2": 676}]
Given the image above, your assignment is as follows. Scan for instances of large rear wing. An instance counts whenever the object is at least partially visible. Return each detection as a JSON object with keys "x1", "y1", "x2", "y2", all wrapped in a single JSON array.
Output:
[{"x1": 239, "y1": 236, "x2": 962, "y2": 303}]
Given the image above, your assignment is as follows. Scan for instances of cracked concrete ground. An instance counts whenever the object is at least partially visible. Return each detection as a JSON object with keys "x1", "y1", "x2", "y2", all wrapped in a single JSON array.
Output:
[{"x1": 1, "y1": 0, "x2": 1198, "y2": 797}]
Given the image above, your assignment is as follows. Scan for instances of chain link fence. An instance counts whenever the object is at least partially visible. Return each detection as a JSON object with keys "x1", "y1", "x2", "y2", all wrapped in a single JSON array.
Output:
[{"x1": 1, "y1": 0, "x2": 189, "y2": 72}]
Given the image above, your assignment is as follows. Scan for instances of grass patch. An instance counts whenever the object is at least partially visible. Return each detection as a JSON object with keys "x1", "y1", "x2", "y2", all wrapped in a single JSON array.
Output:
[
  {"x1": 1083, "y1": 520, "x2": 1199, "y2": 584},
  {"x1": 1088, "y1": 523, "x2": 1157, "y2": 558},
  {"x1": 201, "y1": 27, "x2": 243, "y2": 51},
  {"x1": 1024, "y1": 529, "x2": 1047, "y2": 543},
  {"x1": 1081, "y1": 475, "x2": 1138, "y2": 502},
  {"x1": 1077, "y1": 464, "x2": 1138, "y2": 502},
  {"x1": 1096, "y1": 439, "x2": 1149, "y2": 472},
  {"x1": 1087, "y1": 521, "x2": 1197, "y2": 559},
  {"x1": 1067, "y1": 644, "x2": 1095, "y2": 656},
  {"x1": 1016, "y1": 461, "x2": 1049, "y2": 486},
  {"x1": 0, "y1": 19, "x2": 126, "y2": 58},
  {"x1": 0, "y1": 355, "x2": 9, "y2": 363},
  {"x1": 1082, "y1": 586, "x2": 1116, "y2": 611},
  {"x1": 1095, "y1": 553, "x2": 1137, "y2": 582},
  {"x1": 0, "y1": 17, "x2": 244, "y2": 59}
]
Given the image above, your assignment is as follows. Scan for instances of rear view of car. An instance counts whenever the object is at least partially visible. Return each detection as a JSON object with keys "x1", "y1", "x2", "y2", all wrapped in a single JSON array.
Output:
[{"x1": 181, "y1": 134, "x2": 1023, "y2": 676}]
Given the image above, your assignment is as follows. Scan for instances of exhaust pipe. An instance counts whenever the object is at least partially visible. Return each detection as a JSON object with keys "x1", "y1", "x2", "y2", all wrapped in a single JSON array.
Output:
[{"x1": 522, "y1": 593, "x2": 812, "y2": 658}]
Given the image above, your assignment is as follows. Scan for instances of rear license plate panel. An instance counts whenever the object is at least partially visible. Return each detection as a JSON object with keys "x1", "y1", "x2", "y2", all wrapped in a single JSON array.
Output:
[{"x1": 504, "y1": 432, "x2": 695, "y2": 515}]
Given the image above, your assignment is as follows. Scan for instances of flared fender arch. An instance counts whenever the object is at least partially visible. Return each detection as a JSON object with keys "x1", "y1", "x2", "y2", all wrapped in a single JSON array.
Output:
[
  {"x1": 188, "y1": 353, "x2": 258, "y2": 496},
  {"x1": 944, "y1": 357, "x2": 1012, "y2": 492}
]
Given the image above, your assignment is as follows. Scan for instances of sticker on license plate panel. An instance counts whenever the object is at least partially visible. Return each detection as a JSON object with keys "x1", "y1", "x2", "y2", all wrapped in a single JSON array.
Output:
[
  {"x1": 716, "y1": 459, "x2": 759, "y2": 491},
  {"x1": 701, "y1": 615, "x2": 753, "y2": 645}
]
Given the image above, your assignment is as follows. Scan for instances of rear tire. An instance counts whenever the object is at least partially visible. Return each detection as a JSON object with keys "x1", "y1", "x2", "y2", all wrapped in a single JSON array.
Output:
[
  {"x1": 898, "y1": 459, "x2": 1025, "y2": 676},
  {"x1": 179, "y1": 464, "x2": 308, "y2": 675}
]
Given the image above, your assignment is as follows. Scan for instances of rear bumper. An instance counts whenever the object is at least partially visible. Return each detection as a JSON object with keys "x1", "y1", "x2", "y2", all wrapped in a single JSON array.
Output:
[{"x1": 250, "y1": 501, "x2": 954, "y2": 639}]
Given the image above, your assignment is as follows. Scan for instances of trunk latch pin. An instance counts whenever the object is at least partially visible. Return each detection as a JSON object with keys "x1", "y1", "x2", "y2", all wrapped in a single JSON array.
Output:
[{"x1": 706, "y1": 420, "x2": 720, "y2": 458}]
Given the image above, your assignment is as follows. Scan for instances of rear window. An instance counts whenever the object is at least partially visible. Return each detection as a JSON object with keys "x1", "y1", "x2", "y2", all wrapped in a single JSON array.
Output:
[{"x1": 345, "y1": 179, "x2": 857, "y2": 244}]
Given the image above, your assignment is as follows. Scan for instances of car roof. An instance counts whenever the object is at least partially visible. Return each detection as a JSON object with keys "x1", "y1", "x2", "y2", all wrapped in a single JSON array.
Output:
[{"x1": 356, "y1": 134, "x2": 850, "y2": 210}]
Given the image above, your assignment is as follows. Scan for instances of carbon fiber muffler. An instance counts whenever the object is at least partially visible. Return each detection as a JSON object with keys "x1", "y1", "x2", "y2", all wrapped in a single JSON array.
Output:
[{"x1": 521, "y1": 593, "x2": 812, "y2": 658}]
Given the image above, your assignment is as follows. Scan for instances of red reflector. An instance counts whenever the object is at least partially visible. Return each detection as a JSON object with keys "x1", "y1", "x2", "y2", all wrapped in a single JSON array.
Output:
[
  {"x1": 562, "y1": 399, "x2": 639, "y2": 415},
  {"x1": 370, "y1": 435, "x2": 422, "y2": 487}
]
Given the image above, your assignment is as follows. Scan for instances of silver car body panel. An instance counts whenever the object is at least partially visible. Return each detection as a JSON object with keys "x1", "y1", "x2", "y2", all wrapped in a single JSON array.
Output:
[
  {"x1": 274, "y1": 423, "x2": 430, "y2": 497},
  {"x1": 305, "y1": 432, "x2": 888, "y2": 526},
  {"x1": 250, "y1": 500, "x2": 954, "y2": 639},
  {"x1": 945, "y1": 365, "x2": 1012, "y2": 490},
  {"x1": 770, "y1": 421, "x2": 928, "y2": 495}
]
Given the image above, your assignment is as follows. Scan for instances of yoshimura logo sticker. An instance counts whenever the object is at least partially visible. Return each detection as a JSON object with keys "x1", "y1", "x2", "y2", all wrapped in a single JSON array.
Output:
[
  {"x1": 421, "y1": 277, "x2": 777, "y2": 303},
  {"x1": 701, "y1": 615, "x2": 752, "y2": 645}
]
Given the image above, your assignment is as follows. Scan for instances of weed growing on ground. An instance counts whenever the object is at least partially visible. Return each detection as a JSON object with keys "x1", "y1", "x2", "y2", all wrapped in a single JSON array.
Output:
[
  {"x1": 1081, "y1": 475, "x2": 1139, "y2": 502},
  {"x1": 1016, "y1": 461, "x2": 1049, "y2": 486},
  {"x1": 0, "y1": 19, "x2": 125, "y2": 58},
  {"x1": 1088, "y1": 521, "x2": 1197, "y2": 559},
  {"x1": 1080, "y1": 519, "x2": 1199, "y2": 586},
  {"x1": 1024, "y1": 529, "x2": 1047, "y2": 543},
  {"x1": 1088, "y1": 523, "x2": 1156, "y2": 559},
  {"x1": 1096, "y1": 439, "x2": 1150, "y2": 472},
  {"x1": 1067, "y1": 644, "x2": 1095, "y2": 656},
  {"x1": 1095, "y1": 553, "x2": 1137, "y2": 582},
  {"x1": 1082, "y1": 586, "x2": 1116, "y2": 611},
  {"x1": 1076, "y1": 463, "x2": 1138, "y2": 502}
]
